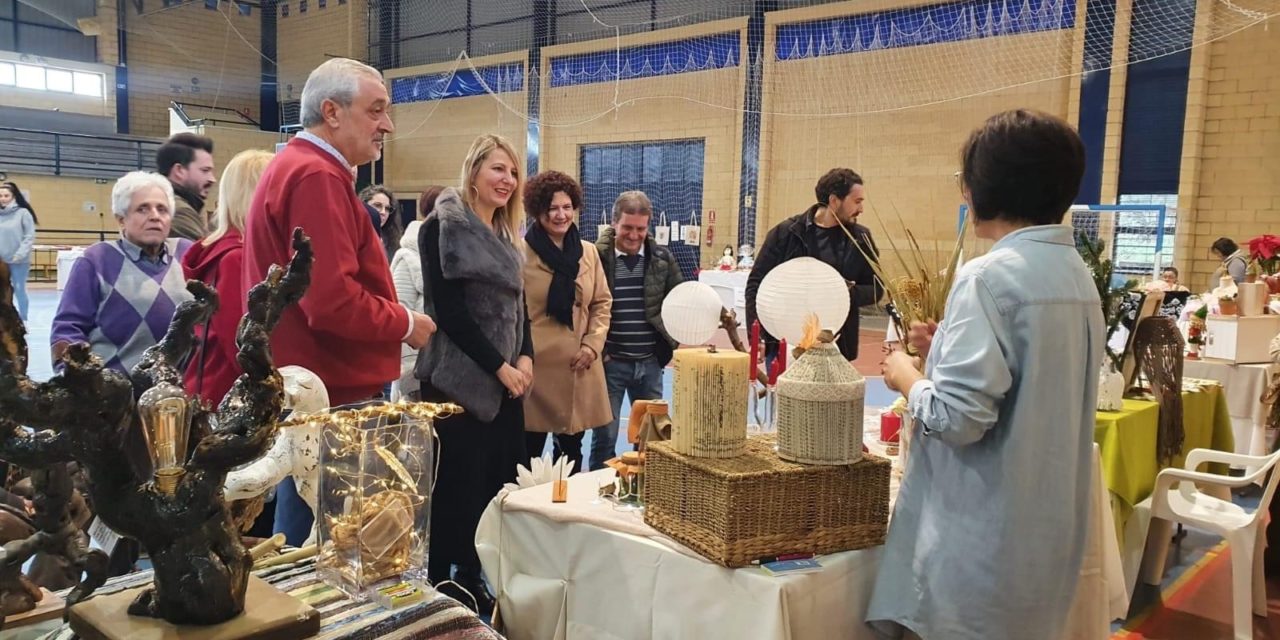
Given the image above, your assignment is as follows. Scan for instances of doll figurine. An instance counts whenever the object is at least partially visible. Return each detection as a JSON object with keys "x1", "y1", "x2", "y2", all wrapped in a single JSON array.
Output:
[
  {"x1": 736, "y1": 244, "x2": 756, "y2": 271},
  {"x1": 717, "y1": 245, "x2": 737, "y2": 271}
]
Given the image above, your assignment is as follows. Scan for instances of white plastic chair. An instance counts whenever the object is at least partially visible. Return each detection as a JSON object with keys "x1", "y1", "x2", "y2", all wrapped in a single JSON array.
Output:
[{"x1": 1134, "y1": 448, "x2": 1280, "y2": 640}]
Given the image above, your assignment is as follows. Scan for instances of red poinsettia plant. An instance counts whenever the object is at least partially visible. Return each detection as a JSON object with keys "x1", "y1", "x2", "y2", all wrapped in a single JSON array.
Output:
[{"x1": 1248, "y1": 234, "x2": 1280, "y2": 275}]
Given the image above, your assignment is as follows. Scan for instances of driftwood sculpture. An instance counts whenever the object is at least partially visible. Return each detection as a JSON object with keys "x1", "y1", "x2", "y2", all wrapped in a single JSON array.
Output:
[
  {"x1": 0, "y1": 228, "x2": 312, "y2": 626},
  {"x1": 0, "y1": 463, "x2": 109, "y2": 627},
  {"x1": 0, "y1": 529, "x2": 50, "y2": 617},
  {"x1": 0, "y1": 256, "x2": 105, "y2": 628}
]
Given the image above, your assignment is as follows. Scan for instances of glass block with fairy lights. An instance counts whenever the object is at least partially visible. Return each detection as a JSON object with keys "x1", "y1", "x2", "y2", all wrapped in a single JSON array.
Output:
[{"x1": 315, "y1": 405, "x2": 437, "y2": 599}]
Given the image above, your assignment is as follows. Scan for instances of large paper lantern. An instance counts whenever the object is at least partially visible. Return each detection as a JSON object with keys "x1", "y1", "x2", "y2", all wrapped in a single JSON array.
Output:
[
  {"x1": 756, "y1": 257, "x2": 851, "y2": 344},
  {"x1": 661, "y1": 281, "x2": 725, "y2": 345}
]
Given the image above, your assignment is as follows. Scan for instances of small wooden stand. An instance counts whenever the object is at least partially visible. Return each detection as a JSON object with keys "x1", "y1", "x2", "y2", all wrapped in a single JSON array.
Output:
[
  {"x1": 551, "y1": 480, "x2": 568, "y2": 503},
  {"x1": 67, "y1": 576, "x2": 320, "y2": 640},
  {"x1": 3, "y1": 587, "x2": 65, "y2": 629}
]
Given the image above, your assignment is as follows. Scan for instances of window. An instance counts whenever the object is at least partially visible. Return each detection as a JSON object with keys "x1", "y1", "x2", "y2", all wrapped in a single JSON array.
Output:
[
  {"x1": 15, "y1": 64, "x2": 44, "y2": 89},
  {"x1": 1116, "y1": 194, "x2": 1178, "y2": 273},
  {"x1": 45, "y1": 68, "x2": 73, "y2": 92},
  {"x1": 1, "y1": 61, "x2": 104, "y2": 97},
  {"x1": 73, "y1": 72, "x2": 103, "y2": 97}
]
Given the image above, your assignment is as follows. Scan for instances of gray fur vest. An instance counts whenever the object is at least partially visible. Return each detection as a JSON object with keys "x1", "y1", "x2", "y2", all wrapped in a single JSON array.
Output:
[{"x1": 414, "y1": 188, "x2": 525, "y2": 422}]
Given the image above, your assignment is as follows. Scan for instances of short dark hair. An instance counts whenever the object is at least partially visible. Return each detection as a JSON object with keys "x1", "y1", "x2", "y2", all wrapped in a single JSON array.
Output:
[
  {"x1": 1162, "y1": 266, "x2": 1179, "y2": 277},
  {"x1": 523, "y1": 171, "x2": 583, "y2": 219},
  {"x1": 155, "y1": 132, "x2": 214, "y2": 177},
  {"x1": 1211, "y1": 237, "x2": 1239, "y2": 256},
  {"x1": 612, "y1": 190, "x2": 652, "y2": 223},
  {"x1": 814, "y1": 168, "x2": 863, "y2": 207},
  {"x1": 961, "y1": 109, "x2": 1085, "y2": 225},
  {"x1": 418, "y1": 185, "x2": 445, "y2": 219}
]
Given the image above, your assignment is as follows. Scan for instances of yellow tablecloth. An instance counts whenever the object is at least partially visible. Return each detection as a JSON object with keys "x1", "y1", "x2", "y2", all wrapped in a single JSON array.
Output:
[{"x1": 1093, "y1": 385, "x2": 1234, "y2": 533}]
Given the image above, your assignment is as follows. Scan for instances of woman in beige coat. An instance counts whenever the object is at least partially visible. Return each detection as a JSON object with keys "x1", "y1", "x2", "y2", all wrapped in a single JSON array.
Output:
[{"x1": 522, "y1": 171, "x2": 613, "y2": 473}]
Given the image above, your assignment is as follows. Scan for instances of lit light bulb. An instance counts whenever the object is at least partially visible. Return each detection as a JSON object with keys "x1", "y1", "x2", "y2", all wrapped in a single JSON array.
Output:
[{"x1": 137, "y1": 381, "x2": 192, "y2": 496}]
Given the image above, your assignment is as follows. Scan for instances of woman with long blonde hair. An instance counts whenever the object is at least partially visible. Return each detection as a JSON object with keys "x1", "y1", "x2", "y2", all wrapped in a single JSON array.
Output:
[
  {"x1": 414, "y1": 134, "x2": 531, "y2": 612},
  {"x1": 182, "y1": 149, "x2": 274, "y2": 405}
]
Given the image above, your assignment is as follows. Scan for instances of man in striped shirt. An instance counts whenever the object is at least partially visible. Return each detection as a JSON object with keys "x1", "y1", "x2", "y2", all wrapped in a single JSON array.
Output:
[{"x1": 590, "y1": 191, "x2": 683, "y2": 470}]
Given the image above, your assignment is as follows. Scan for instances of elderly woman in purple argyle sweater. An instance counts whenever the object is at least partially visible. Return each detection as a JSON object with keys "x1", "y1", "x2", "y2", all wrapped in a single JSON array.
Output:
[{"x1": 51, "y1": 171, "x2": 194, "y2": 373}]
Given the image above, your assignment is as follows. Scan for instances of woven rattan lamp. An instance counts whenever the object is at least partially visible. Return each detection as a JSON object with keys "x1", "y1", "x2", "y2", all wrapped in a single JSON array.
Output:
[{"x1": 775, "y1": 330, "x2": 866, "y2": 465}]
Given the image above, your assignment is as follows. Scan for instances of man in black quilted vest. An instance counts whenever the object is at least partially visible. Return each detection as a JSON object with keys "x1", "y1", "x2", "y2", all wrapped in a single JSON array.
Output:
[{"x1": 592, "y1": 191, "x2": 682, "y2": 470}]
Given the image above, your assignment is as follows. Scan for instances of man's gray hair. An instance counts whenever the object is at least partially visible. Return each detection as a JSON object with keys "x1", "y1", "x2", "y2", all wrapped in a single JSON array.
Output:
[
  {"x1": 112, "y1": 171, "x2": 174, "y2": 218},
  {"x1": 612, "y1": 190, "x2": 652, "y2": 223},
  {"x1": 300, "y1": 58, "x2": 384, "y2": 128}
]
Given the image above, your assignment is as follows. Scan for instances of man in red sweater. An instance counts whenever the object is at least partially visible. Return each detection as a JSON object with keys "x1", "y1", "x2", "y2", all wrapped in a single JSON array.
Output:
[{"x1": 244, "y1": 57, "x2": 435, "y2": 407}]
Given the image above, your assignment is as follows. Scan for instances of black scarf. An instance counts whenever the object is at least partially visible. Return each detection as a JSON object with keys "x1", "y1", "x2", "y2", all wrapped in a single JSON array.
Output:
[
  {"x1": 525, "y1": 222, "x2": 582, "y2": 327},
  {"x1": 171, "y1": 182, "x2": 206, "y2": 213}
]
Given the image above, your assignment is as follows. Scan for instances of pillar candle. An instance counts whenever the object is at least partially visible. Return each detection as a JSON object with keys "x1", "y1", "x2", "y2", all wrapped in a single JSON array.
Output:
[{"x1": 749, "y1": 320, "x2": 760, "y2": 381}]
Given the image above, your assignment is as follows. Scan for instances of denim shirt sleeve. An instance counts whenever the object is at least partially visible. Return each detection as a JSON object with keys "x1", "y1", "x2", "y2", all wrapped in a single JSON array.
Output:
[{"x1": 907, "y1": 271, "x2": 1014, "y2": 446}]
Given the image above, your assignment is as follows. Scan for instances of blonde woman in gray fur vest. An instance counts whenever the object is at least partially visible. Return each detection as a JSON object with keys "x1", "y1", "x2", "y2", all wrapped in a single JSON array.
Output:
[{"x1": 414, "y1": 134, "x2": 533, "y2": 614}]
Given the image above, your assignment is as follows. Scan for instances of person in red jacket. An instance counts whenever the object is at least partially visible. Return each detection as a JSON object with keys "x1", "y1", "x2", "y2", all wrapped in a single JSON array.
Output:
[
  {"x1": 243, "y1": 57, "x2": 435, "y2": 407},
  {"x1": 182, "y1": 149, "x2": 275, "y2": 406}
]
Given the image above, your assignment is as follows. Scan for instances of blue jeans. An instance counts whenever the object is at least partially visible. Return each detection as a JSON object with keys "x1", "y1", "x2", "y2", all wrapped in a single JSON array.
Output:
[
  {"x1": 7, "y1": 261, "x2": 28, "y2": 321},
  {"x1": 590, "y1": 356, "x2": 665, "y2": 471},
  {"x1": 272, "y1": 476, "x2": 314, "y2": 546}
]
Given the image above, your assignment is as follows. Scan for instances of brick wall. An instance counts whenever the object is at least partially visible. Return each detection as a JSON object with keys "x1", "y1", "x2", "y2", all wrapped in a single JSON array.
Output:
[
  {"x1": 196, "y1": 123, "x2": 281, "y2": 182},
  {"x1": 5, "y1": 173, "x2": 118, "y2": 237},
  {"x1": 540, "y1": 19, "x2": 747, "y2": 268},
  {"x1": 1178, "y1": 12, "x2": 1280, "y2": 289},
  {"x1": 383, "y1": 51, "x2": 529, "y2": 202},
  {"x1": 124, "y1": 1, "x2": 261, "y2": 137},
  {"x1": 759, "y1": 0, "x2": 1081, "y2": 274},
  {"x1": 276, "y1": 0, "x2": 369, "y2": 103}
]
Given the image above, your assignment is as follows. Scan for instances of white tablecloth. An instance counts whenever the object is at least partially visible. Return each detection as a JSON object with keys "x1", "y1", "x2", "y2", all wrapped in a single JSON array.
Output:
[
  {"x1": 55, "y1": 249, "x2": 84, "y2": 291},
  {"x1": 698, "y1": 270, "x2": 748, "y2": 321},
  {"x1": 477, "y1": 435, "x2": 1126, "y2": 639},
  {"x1": 1184, "y1": 359, "x2": 1277, "y2": 460}
]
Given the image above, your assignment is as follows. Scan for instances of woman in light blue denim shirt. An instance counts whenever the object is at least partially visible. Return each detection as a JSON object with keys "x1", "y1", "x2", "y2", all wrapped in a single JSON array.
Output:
[
  {"x1": 869, "y1": 110, "x2": 1105, "y2": 640},
  {"x1": 0, "y1": 182, "x2": 36, "y2": 321}
]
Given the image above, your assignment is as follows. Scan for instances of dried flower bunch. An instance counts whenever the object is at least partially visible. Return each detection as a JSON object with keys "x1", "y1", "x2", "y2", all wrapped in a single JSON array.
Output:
[{"x1": 847, "y1": 203, "x2": 966, "y2": 354}]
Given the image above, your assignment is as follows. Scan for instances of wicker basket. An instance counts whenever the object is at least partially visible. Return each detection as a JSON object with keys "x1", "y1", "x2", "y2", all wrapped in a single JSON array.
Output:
[
  {"x1": 643, "y1": 435, "x2": 889, "y2": 567},
  {"x1": 775, "y1": 339, "x2": 866, "y2": 465}
]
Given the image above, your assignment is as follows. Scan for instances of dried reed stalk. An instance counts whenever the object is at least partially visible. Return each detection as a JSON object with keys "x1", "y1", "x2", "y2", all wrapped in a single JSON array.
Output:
[{"x1": 841, "y1": 201, "x2": 967, "y2": 354}]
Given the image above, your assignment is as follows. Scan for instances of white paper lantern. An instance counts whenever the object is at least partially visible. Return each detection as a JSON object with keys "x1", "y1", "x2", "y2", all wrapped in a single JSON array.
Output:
[
  {"x1": 661, "y1": 281, "x2": 725, "y2": 345},
  {"x1": 756, "y1": 257, "x2": 851, "y2": 344}
]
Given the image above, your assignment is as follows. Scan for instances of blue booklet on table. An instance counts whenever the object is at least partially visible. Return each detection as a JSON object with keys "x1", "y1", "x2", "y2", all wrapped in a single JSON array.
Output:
[{"x1": 760, "y1": 559, "x2": 824, "y2": 576}]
